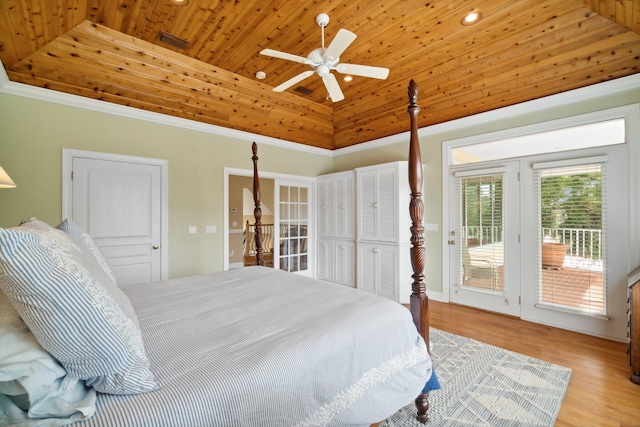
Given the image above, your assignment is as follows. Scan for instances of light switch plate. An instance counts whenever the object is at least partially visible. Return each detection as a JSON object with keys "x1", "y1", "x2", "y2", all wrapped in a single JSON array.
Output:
[
  {"x1": 206, "y1": 226, "x2": 217, "y2": 234},
  {"x1": 424, "y1": 223, "x2": 438, "y2": 232},
  {"x1": 188, "y1": 226, "x2": 197, "y2": 234}
]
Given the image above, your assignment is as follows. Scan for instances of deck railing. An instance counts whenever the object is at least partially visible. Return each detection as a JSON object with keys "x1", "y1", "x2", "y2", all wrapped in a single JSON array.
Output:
[
  {"x1": 463, "y1": 226, "x2": 603, "y2": 260},
  {"x1": 542, "y1": 227, "x2": 603, "y2": 260}
]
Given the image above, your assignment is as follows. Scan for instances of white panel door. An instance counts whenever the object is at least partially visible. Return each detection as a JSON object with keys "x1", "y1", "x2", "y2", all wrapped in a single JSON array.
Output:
[{"x1": 71, "y1": 157, "x2": 163, "y2": 286}]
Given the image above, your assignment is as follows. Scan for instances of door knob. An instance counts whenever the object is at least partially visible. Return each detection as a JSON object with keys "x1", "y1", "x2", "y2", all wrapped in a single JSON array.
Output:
[
  {"x1": 152, "y1": 245, "x2": 159, "y2": 250},
  {"x1": 448, "y1": 240, "x2": 456, "y2": 245}
]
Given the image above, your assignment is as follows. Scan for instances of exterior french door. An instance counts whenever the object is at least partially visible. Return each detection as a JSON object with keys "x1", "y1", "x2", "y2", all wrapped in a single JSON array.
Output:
[
  {"x1": 520, "y1": 146, "x2": 629, "y2": 340},
  {"x1": 448, "y1": 162, "x2": 520, "y2": 317}
]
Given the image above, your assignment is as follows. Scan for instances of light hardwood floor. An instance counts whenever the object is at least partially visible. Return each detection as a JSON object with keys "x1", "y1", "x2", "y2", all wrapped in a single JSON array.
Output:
[{"x1": 428, "y1": 301, "x2": 640, "y2": 427}]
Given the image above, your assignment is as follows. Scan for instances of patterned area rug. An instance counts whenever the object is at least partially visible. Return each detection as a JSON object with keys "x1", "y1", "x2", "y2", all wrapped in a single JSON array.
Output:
[{"x1": 381, "y1": 328, "x2": 572, "y2": 427}]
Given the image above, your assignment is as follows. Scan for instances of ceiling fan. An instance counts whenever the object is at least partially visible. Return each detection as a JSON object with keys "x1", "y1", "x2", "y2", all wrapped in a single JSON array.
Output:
[{"x1": 260, "y1": 13, "x2": 389, "y2": 102}]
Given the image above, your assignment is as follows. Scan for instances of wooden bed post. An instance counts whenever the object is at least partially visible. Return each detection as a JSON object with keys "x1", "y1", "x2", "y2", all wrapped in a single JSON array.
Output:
[
  {"x1": 251, "y1": 142, "x2": 264, "y2": 266},
  {"x1": 407, "y1": 80, "x2": 430, "y2": 423}
]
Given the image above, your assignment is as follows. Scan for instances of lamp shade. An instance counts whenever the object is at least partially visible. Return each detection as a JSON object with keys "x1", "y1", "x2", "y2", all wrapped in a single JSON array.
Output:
[{"x1": 0, "y1": 166, "x2": 17, "y2": 188}]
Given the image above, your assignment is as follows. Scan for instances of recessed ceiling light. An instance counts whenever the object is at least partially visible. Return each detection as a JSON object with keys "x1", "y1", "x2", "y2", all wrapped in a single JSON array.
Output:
[
  {"x1": 343, "y1": 75, "x2": 353, "y2": 82},
  {"x1": 462, "y1": 9, "x2": 482, "y2": 26},
  {"x1": 169, "y1": 0, "x2": 189, "y2": 6},
  {"x1": 255, "y1": 71, "x2": 266, "y2": 80}
]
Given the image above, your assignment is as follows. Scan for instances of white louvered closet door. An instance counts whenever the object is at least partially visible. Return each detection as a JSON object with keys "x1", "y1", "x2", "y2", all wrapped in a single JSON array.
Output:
[
  {"x1": 316, "y1": 238, "x2": 335, "y2": 282},
  {"x1": 317, "y1": 178, "x2": 337, "y2": 237},
  {"x1": 377, "y1": 245, "x2": 398, "y2": 300},
  {"x1": 357, "y1": 242, "x2": 398, "y2": 300},
  {"x1": 377, "y1": 168, "x2": 397, "y2": 242},
  {"x1": 359, "y1": 171, "x2": 377, "y2": 241},
  {"x1": 356, "y1": 162, "x2": 413, "y2": 303},
  {"x1": 335, "y1": 179, "x2": 345, "y2": 236},
  {"x1": 334, "y1": 240, "x2": 355, "y2": 287},
  {"x1": 335, "y1": 174, "x2": 355, "y2": 238},
  {"x1": 343, "y1": 175, "x2": 355, "y2": 238},
  {"x1": 358, "y1": 243, "x2": 377, "y2": 294},
  {"x1": 317, "y1": 179, "x2": 328, "y2": 236},
  {"x1": 357, "y1": 167, "x2": 397, "y2": 242}
]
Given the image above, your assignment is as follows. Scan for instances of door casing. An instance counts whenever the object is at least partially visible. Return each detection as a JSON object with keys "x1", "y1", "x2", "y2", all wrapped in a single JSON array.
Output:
[{"x1": 62, "y1": 149, "x2": 168, "y2": 282}]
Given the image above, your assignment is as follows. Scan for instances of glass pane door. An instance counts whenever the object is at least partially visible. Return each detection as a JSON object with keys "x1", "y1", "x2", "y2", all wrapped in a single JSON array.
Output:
[
  {"x1": 449, "y1": 162, "x2": 520, "y2": 317},
  {"x1": 276, "y1": 180, "x2": 312, "y2": 276},
  {"x1": 536, "y1": 163, "x2": 605, "y2": 315}
]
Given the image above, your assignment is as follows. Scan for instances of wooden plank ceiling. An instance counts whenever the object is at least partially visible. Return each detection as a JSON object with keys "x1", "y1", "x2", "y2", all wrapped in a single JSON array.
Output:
[{"x1": 1, "y1": 0, "x2": 639, "y2": 150}]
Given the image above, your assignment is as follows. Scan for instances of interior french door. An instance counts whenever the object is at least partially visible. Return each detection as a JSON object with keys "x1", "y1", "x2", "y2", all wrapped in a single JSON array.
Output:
[
  {"x1": 274, "y1": 179, "x2": 313, "y2": 276},
  {"x1": 448, "y1": 161, "x2": 520, "y2": 316}
]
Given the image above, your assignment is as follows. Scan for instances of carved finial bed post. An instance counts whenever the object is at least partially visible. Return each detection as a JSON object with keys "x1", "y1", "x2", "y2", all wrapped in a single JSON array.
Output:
[
  {"x1": 251, "y1": 142, "x2": 264, "y2": 266},
  {"x1": 407, "y1": 80, "x2": 429, "y2": 346},
  {"x1": 407, "y1": 80, "x2": 430, "y2": 423}
]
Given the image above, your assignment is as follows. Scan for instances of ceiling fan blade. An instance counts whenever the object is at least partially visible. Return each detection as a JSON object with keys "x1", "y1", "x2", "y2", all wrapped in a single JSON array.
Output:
[
  {"x1": 324, "y1": 29, "x2": 357, "y2": 62},
  {"x1": 336, "y1": 63, "x2": 389, "y2": 80},
  {"x1": 260, "y1": 49, "x2": 308, "y2": 64},
  {"x1": 273, "y1": 70, "x2": 315, "y2": 92},
  {"x1": 322, "y1": 73, "x2": 344, "y2": 102}
]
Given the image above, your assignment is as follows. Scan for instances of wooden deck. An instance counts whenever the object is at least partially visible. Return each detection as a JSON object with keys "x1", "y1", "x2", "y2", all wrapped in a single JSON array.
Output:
[
  {"x1": 541, "y1": 267, "x2": 604, "y2": 313},
  {"x1": 466, "y1": 262, "x2": 604, "y2": 313}
]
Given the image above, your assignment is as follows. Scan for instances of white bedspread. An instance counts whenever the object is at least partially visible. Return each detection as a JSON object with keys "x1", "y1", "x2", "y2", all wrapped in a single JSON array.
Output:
[{"x1": 74, "y1": 267, "x2": 431, "y2": 427}]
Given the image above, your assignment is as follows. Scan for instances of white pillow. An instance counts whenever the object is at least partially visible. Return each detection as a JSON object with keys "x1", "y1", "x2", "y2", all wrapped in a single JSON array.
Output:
[
  {"x1": 56, "y1": 219, "x2": 116, "y2": 284},
  {"x1": 0, "y1": 219, "x2": 158, "y2": 395},
  {"x1": 0, "y1": 290, "x2": 97, "y2": 426}
]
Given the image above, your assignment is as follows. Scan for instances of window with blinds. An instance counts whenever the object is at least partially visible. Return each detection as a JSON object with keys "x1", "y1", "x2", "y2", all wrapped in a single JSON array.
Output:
[
  {"x1": 534, "y1": 159, "x2": 607, "y2": 317},
  {"x1": 456, "y1": 173, "x2": 505, "y2": 292}
]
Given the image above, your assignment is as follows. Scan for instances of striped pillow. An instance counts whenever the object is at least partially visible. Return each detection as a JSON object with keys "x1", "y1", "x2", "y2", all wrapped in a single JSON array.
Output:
[
  {"x1": 57, "y1": 218, "x2": 117, "y2": 284},
  {"x1": 0, "y1": 219, "x2": 158, "y2": 395}
]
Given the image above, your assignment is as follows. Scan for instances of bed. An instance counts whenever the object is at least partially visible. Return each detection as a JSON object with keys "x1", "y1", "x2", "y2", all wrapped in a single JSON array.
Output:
[{"x1": 0, "y1": 81, "x2": 434, "y2": 426}]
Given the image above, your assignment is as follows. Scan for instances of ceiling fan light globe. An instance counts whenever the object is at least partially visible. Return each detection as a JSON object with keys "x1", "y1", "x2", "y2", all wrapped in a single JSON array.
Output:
[{"x1": 317, "y1": 64, "x2": 331, "y2": 78}]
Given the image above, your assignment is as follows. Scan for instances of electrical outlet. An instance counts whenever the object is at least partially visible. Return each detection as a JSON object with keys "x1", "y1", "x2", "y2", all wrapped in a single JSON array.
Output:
[
  {"x1": 206, "y1": 226, "x2": 217, "y2": 234},
  {"x1": 188, "y1": 226, "x2": 197, "y2": 234}
]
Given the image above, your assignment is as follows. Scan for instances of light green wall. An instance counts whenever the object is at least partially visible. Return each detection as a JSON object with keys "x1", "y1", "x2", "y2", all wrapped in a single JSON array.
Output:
[
  {"x1": 2, "y1": 82, "x2": 639, "y2": 289},
  {"x1": 0, "y1": 92, "x2": 333, "y2": 278},
  {"x1": 333, "y1": 85, "x2": 640, "y2": 293}
]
